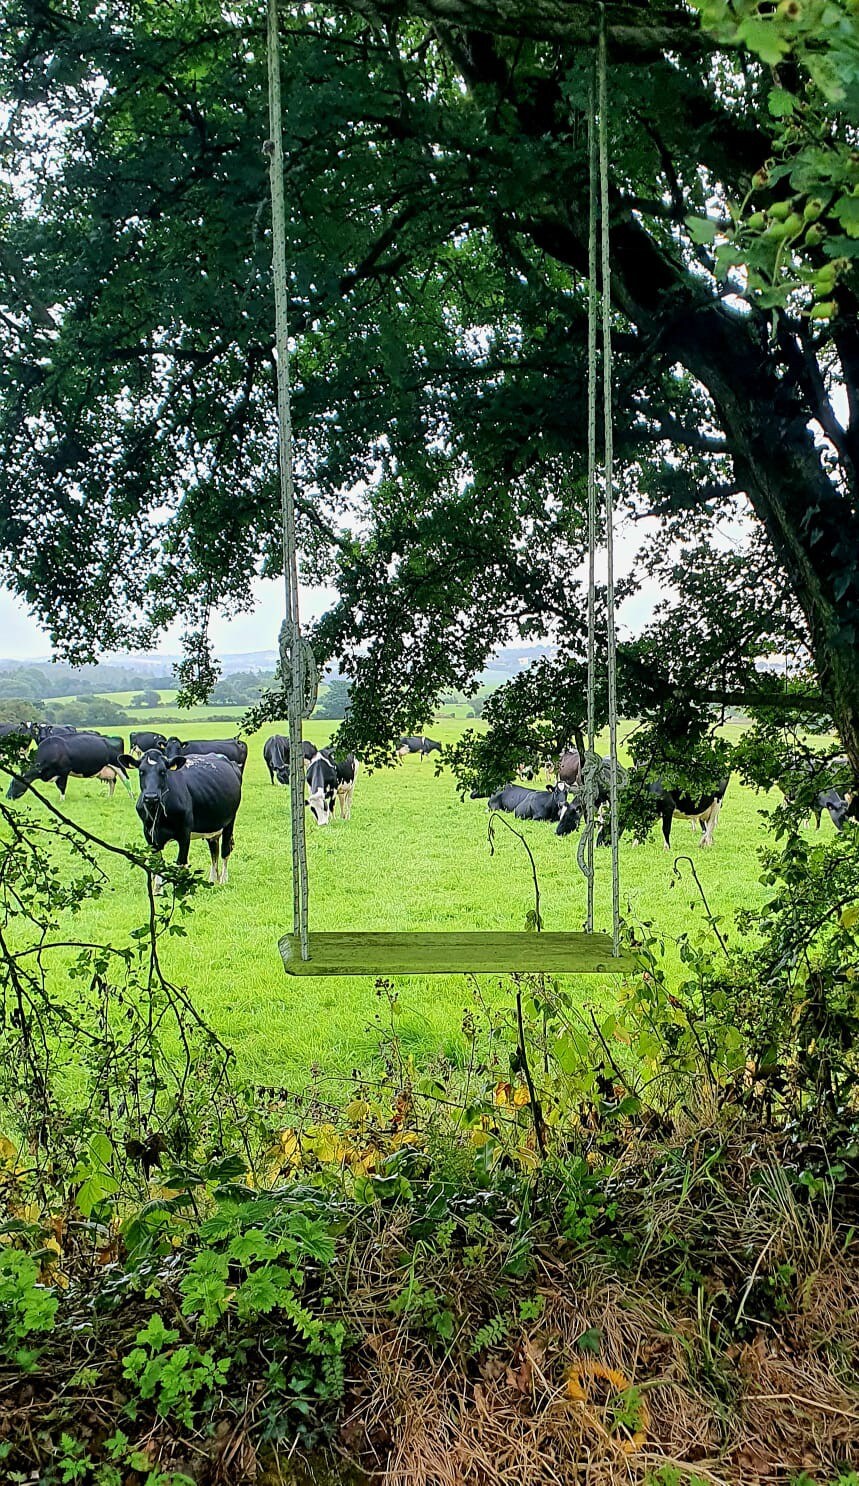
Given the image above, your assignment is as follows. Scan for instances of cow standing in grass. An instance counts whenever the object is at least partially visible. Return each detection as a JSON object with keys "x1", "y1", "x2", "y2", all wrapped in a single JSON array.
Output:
[
  {"x1": 7, "y1": 733, "x2": 129, "y2": 800},
  {"x1": 306, "y1": 751, "x2": 359, "y2": 824},
  {"x1": 263, "y1": 734, "x2": 316, "y2": 784},
  {"x1": 120, "y1": 749, "x2": 242, "y2": 889},
  {"x1": 165, "y1": 736, "x2": 248, "y2": 771},
  {"x1": 397, "y1": 735, "x2": 441, "y2": 760},
  {"x1": 130, "y1": 730, "x2": 167, "y2": 756}
]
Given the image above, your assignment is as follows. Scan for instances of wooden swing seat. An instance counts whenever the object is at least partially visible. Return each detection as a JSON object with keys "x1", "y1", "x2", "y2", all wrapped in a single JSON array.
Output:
[{"x1": 279, "y1": 930, "x2": 635, "y2": 976}]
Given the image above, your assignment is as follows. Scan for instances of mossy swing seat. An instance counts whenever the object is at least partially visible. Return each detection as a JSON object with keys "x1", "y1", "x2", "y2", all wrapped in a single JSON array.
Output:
[{"x1": 279, "y1": 930, "x2": 635, "y2": 976}]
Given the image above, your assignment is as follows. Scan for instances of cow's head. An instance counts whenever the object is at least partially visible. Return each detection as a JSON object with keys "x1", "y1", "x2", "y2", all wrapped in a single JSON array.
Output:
[
  {"x1": 555, "y1": 788, "x2": 582, "y2": 836},
  {"x1": 305, "y1": 761, "x2": 336, "y2": 826},
  {"x1": 306, "y1": 784, "x2": 336, "y2": 826},
  {"x1": 120, "y1": 750, "x2": 185, "y2": 810},
  {"x1": 6, "y1": 771, "x2": 32, "y2": 801},
  {"x1": 163, "y1": 737, "x2": 185, "y2": 762}
]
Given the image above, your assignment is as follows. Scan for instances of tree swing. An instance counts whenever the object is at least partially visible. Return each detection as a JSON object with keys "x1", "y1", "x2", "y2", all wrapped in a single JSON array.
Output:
[{"x1": 268, "y1": 1, "x2": 634, "y2": 977}]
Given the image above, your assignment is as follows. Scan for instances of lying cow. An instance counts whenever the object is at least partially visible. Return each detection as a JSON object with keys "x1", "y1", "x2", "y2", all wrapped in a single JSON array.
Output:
[
  {"x1": 488, "y1": 782, "x2": 579, "y2": 830},
  {"x1": 306, "y1": 751, "x2": 359, "y2": 825},
  {"x1": 165, "y1": 736, "x2": 248, "y2": 771},
  {"x1": 119, "y1": 749, "x2": 242, "y2": 889},
  {"x1": 130, "y1": 730, "x2": 168, "y2": 756},
  {"x1": 7, "y1": 733, "x2": 129, "y2": 800},
  {"x1": 263, "y1": 734, "x2": 316, "y2": 785},
  {"x1": 397, "y1": 735, "x2": 442, "y2": 760}
]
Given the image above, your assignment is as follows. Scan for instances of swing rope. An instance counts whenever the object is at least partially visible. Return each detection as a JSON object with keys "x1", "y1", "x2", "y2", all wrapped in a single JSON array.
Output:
[
  {"x1": 582, "y1": 70, "x2": 599, "y2": 936},
  {"x1": 266, "y1": 0, "x2": 311, "y2": 960},
  {"x1": 580, "y1": 7, "x2": 621, "y2": 955},
  {"x1": 599, "y1": 9, "x2": 621, "y2": 956},
  {"x1": 267, "y1": 0, "x2": 623, "y2": 971}
]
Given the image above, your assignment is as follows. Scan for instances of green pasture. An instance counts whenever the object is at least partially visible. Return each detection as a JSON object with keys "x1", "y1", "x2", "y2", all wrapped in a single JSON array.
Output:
[{"x1": 7, "y1": 719, "x2": 826, "y2": 1087}]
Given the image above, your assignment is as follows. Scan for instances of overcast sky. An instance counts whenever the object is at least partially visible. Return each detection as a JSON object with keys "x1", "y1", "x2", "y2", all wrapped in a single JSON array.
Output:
[
  {"x1": 0, "y1": 576, "x2": 342, "y2": 662},
  {"x1": 0, "y1": 529, "x2": 667, "y2": 663}
]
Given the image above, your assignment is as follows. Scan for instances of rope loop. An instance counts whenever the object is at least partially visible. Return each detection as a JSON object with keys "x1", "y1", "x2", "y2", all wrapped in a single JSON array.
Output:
[{"x1": 278, "y1": 623, "x2": 319, "y2": 720}]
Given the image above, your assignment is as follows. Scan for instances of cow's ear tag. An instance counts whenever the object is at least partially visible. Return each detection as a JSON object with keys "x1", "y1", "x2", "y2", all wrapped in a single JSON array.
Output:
[{"x1": 168, "y1": 755, "x2": 187, "y2": 770}]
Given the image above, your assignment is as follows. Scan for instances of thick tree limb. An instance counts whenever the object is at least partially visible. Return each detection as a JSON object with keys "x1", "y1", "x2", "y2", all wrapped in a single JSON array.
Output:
[{"x1": 311, "y1": 0, "x2": 706, "y2": 56}]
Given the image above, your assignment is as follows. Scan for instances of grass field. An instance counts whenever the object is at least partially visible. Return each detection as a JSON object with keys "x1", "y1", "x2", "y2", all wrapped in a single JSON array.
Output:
[{"x1": 6, "y1": 718, "x2": 827, "y2": 1087}]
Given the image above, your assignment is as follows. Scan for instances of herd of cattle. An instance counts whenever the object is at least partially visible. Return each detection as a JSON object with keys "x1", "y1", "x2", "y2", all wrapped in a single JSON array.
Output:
[
  {"x1": 0, "y1": 722, "x2": 435, "y2": 886},
  {"x1": 0, "y1": 720, "x2": 853, "y2": 887}
]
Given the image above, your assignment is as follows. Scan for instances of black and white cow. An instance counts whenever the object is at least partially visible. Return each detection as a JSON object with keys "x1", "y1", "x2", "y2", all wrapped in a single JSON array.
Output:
[
  {"x1": 488, "y1": 782, "x2": 577, "y2": 828},
  {"x1": 0, "y1": 721, "x2": 36, "y2": 760},
  {"x1": 263, "y1": 734, "x2": 316, "y2": 785},
  {"x1": 397, "y1": 735, "x2": 442, "y2": 760},
  {"x1": 81, "y1": 732, "x2": 125, "y2": 754},
  {"x1": 305, "y1": 751, "x2": 359, "y2": 824},
  {"x1": 642, "y1": 778, "x2": 730, "y2": 850},
  {"x1": 130, "y1": 731, "x2": 168, "y2": 756},
  {"x1": 164, "y1": 736, "x2": 248, "y2": 771},
  {"x1": 35, "y1": 723, "x2": 77, "y2": 743},
  {"x1": 7, "y1": 733, "x2": 129, "y2": 800},
  {"x1": 781, "y1": 755, "x2": 852, "y2": 831},
  {"x1": 119, "y1": 749, "x2": 242, "y2": 889}
]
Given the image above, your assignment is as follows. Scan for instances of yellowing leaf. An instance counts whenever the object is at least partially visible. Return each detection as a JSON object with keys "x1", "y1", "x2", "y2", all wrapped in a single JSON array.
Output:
[
  {"x1": 390, "y1": 1130, "x2": 421, "y2": 1149},
  {"x1": 513, "y1": 1086, "x2": 531, "y2": 1108},
  {"x1": 494, "y1": 1082, "x2": 511, "y2": 1106},
  {"x1": 275, "y1": 1128, "x2": 301, "y2": 1166},
  {"x1": 841, "y1": 904, "x2": 859, "y2": 929},
  {"x1": 345, "y1": 1099, "x2": 371, "y2": 1124}
]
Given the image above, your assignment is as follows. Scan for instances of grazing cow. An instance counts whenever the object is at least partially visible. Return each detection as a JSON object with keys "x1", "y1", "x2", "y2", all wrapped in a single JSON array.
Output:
[
  {"x1": 397, "y1": 735, "x2": 442, "y2": 760},
  {"x1": 130, "y1": 731, "x2": 168, "y2": 756},
  {"x1": 488, "y1": 782, "x2": 574, "y2": 826},
  {"x1": 781, "y1": 755, "x2": 852, "y2": 831},
  {"x1": 164, "y1": 736, "x2": 248, "y2": 771},
  {"x1": 7, "y1": 733, "x2": 129, "y2": 800},
  {"x1": 0, "y1": 721, "x2": 35, "y2": 760},
  {"x1": 119, "y1": 749, "x2": 242, "y2": 889},
  {"x1": 319, "y1": 751, "x2": 359, "y2": 820},
  {"x1": 264, "y1": 734, "x2": 316, "y2": 785},
  {"x1": 305, "y1": 752, "x2": 338, "y2": 826},
  {"x1": 81, "y1": 731, "x2": 125, "y2": 754},
  {"x1": 642, "y1": 778, "x2": 730, "y2": 850}
]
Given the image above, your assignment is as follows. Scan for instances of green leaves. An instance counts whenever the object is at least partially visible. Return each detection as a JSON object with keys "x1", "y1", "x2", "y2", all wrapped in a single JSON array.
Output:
[
  {"x1": 685, "y1": 215, "x2": 720, "y2": 244},
  {"x1": 738, "y1": 16, "x2": 789, "y2": 67},
  {"x1": 768, "y1": 86, "x2": 796, "y2": 118},
  {"x1": 179, "y1": 1251, "x2": 231, "y2": 1329}
]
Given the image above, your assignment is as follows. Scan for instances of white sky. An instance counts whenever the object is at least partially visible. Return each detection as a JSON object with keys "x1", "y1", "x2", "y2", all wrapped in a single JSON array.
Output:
[
  {"x1": 0, "y1": 577, "x2": 339, "y2": 662},
  {"x1": 0, "y1": 526, "x2": 666, "y2": 664}
]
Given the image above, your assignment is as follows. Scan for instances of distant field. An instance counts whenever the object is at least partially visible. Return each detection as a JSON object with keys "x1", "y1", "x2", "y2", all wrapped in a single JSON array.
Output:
[{"x1": 5, "y1": 719, "x2": 823, "y2": 1088}]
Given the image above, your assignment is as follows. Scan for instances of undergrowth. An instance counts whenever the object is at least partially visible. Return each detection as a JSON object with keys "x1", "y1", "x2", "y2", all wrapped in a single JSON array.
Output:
[{"x1": 1, "y1": 747, "x2": 858, "y2": 1482}]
